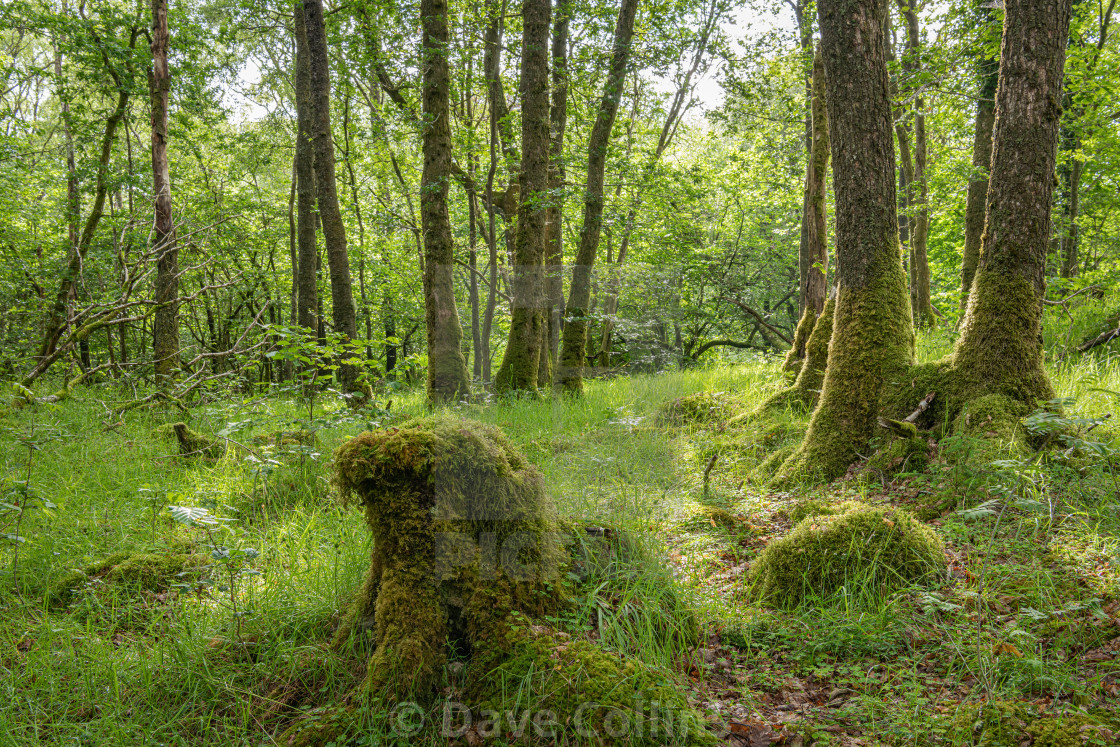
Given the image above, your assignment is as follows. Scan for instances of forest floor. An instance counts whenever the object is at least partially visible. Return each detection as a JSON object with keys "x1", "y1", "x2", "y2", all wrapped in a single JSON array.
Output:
[{"x1": 1, "y1": 324, "x2": 1120, "y2": 746}]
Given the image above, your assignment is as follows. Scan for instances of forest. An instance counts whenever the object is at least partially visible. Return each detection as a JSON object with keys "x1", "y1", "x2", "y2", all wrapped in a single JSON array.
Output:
[{"x1": 1, "y1": 0, "x2": 1120, "y2": 742}]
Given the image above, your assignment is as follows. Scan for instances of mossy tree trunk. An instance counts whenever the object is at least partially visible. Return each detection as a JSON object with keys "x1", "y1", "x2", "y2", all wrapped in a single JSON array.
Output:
[
  {"x1": 555, "y1": 0, "x2": 638, "y2": 394},
  {"x1": 952, "y1": 0, "x2": 1072, "y2": 406},
  {"x1": 540, "y1": 3, "x2": 569, "y2": 388},
  {"x1": 897, "y1": 0, "x2": 934, "y2": 328},
  {"x1": 961, "y1": 1, "x2": 999, "y2": 307},
  {"x1": 293, "y1": 2, "x2": 318, "y2": 337},
  {"x1": 494, "y1": 0, "x2": 552, "y2": 393},
  {"x1": 304, "y1": 0, "x2": 361, "y2": 393},
  {"x1": 786, "y1": 44, "x2": 830, "y2": 375},
  {"x1": 149, "y1": 0, "x2": 179, "y2": 384},
  {"x1": 775, "y1": 0, "x2": 914, "y2": 484},
  {"x1": 420, "y1": 0, "x2": 471, "y2": 402}
]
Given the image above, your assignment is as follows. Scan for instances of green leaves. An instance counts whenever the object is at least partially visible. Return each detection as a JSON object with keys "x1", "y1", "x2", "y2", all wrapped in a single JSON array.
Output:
[{"x1": 168, "y1": 504, "x2": 219, "y2": 527}]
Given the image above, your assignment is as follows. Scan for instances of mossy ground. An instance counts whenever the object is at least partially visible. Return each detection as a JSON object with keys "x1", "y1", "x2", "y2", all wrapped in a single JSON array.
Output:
[{"x1": 2, "y1": 328, "x2": 1119, "y2": 745}]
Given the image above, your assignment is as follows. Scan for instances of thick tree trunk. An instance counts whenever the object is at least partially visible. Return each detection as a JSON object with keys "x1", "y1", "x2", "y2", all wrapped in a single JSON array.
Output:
[
  {"x1": 540, "y1": 2, "x2": 570, "y2": 388},
  {"x1": 303, "y1": 0, "x2": 361, "y2": 393},
  {"x1": 555, "y1": 0, "x2": 639, "y2": 393},
  {"x1": 294, "y1": 2, "x2": 318, "y2": 334},
  {"x1": 953, "y1": 0, "x2": 1072, "y2": 405},
  {"x1": 420, "y1": 0, "x2": 471, "y2": 401},
  {"x1": 775, "y1": 0, "x2": 914, "y2": 485},
  {"x1": 494, "y1": 0, "x2": 552, "y2": 393},
  {"x1": 961, "y1": 5, "x2": 999, "y2": 307},
  {"x1": 150, "y1": 0, "x2": 179, "y2": 383}
]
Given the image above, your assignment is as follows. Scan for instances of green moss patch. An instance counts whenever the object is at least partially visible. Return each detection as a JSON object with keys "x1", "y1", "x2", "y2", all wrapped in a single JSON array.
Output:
[
  {"x1": 747, "y1": 502, "x2": 946, "y2": 608},
  {"x1": 465, "y1": 625, "x2": 716, "y2": 746},
  {"x1": 943, "y1": 701, "x2": 1118, "y2": 747},
  {"x1": 656, "y1": 391, "x2": 742, "y2": 426},
  {"x1": 50, "y1": 547, "x2": 206, "y2": 609}
]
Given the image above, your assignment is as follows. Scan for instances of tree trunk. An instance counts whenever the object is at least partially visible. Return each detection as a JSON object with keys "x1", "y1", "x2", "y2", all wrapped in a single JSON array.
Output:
[
  {"x1": 897, "y1": 0, "x2": 933, "y2": 327},
  {"x1": 791, "y1": 0, "x2": 814, "y2": 317},
  {"x1": 555, "y1": 0, "x2": 639, "y2": 393},
  {"x1": 774, "y1": 0, "x2": 913, "y2": 485},
  {"x1": 788, "y1": 43, "x2": 830, "y2": 369},
  {"x1": 37, "y1": 30, "x2": 138, "y2": 366},
  {"x1": 294, "y1": 2, "x2": 318, "y2": 335},
  {"x1": 540, "y1": 1, "x2": 570, "y2": 388},
  {"x1": 150, "y1": 0, "x2": 179, "y2": 383},
  {"x1": 953, "y1": 0, "x2": 1072, "y2": 405},
  {"x1": 420, "y1": 0, "x2": 471, "y2": 401},
  {"x1": 494, "y1": 0, "x2": 552, "y2": 393},
  {"x1": 303, "y1": 0, "x2": 360, "y2": 393},
  {"x1": 961, "y1": 2, "x2": 999, "y2": 307}
]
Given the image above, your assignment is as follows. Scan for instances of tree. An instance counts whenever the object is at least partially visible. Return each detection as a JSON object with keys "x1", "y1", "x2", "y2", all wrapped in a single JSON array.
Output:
[
  {"x1": 952, "y1": 0, "x2": 1073, "y2": 405},
  {"x1": 555, "y1": 0, "x2": 639, "y2": 394},
  {"x1": 960, "y1": 0, "x2": 999, "y2": 306},
  {"x1": 303, "y1": 0, "x2": 360, "y2": 394},
  {"x1": 785, "y1": 44, "x2": 829, "y2": 370},
  {"x1": 895, "y1": 0, "x2": 934, "y2": 327},
  {"x1": 774, "y1": 0, "x2": 913, "y2": 484},
  {"x1": 150, "y1": 0, "x2": 178, "y2": 383},
  {"x1": 293, "y1": 1, "x2": 318, "y2": 336},
  {"x1": 419, "y1": 0, "x2": 470, "y2": 401},
  {"x1": 493, "y1": 0, "x2": 552, "y2": 393}
]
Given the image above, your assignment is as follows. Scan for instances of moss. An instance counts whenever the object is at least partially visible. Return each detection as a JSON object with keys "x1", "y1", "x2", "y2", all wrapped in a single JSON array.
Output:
[
  {"x1": 331, "y1": 415, "x2": 566, "y2": 698},
  {"x1": 748, "y1": 502, "x2": 945, "y2": 608},
  {"x1": 252, "y1": 429, "x2": 318, "y2": 447},
  {"x1": 773, "y1": 263, "x2": 915, "y2": 487},
  {"x1": 864, "y1": 435, "x2": 930, "y2": 478},
  {"x1": 50, "y1": 548, "x2": 206, "y2": 608},
  {"x1": 953, "y1": 393, "x2": 1031, "y2": 461},
  {"x1": 954, "y1": 269, "x2": 1054, "y2": 407},
  {"x1": 781, "y1": 305, "x2": 817, "y2": 381},
  {"x1": 787, "y1": 498, "x2": 838, "y2": 525},
  {"x1": 465, "y1": 625, "x2": 716, "y2": 746},
  {"x1": 755, "y1": 296, "x2": 836, "y2": 417},
  {"x1": 944, "y1": 701, "x2": 1117, "y2": 747},
  {"x1": 656, "y1": 390, "x2": 741, "y2": 426},
  {"x1": 155, "y1": 422, "x2": 224, "y2": 459}
]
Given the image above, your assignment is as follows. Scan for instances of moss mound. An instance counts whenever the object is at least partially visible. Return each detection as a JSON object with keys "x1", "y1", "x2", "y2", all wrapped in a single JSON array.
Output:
[
  {"x1": 331, "y1": 414, "x2": 566, "y2": 697},
  {"x1": 465, "y1": 625, "x2": 716, "y2": 746},
  {"x1": 748, "y1": 502, "x2": 946, "y2": 607},
  {"x1": 656, "y1": 391, "x2": 741, "y2": 426},
  {"x1": 944, "y1": 701, "x2": 1118, "y2": 747},
  {"x1": 50, "y1": 547, "x2": 205, "y2": 608},
  {"x1": 252, "y1": 429, "x2": 318, "y2": 447},
  {"x1": 787, "y1": 498, "x2": 839, "y2": 525}
]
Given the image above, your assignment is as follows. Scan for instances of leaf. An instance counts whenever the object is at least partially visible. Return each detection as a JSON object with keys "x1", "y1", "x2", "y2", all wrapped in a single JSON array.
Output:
[
  {"x1": 955, "y1": 499, "x2": 1000, "y2": 521},
  {"x1": 169, "y1": 505, "x2": 217, "y2": 527}
]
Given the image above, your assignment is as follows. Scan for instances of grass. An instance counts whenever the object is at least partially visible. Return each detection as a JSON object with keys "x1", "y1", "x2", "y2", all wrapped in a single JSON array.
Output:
[{"x1": 1, "y1": 313, "x2": 1120, "y2": 745}]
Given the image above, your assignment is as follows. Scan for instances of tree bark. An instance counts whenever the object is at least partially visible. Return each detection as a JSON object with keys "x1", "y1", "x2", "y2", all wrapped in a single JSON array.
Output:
[
  {"x1": 897, "y1": 0, "x2": 933, "y2": 327},
  {"x1": 775, "y1": 0, "x2": 914, "y2": 485},
  {"x1": 802, "y1": 45, "x2": 829, "y2": 321},
  {"x1": 494, "y1": 0, "x2": 552, "y2": 393},
  {"x1": 294, "y1": 2, "x2": 318, "y2": 335},
  {"x1": 303, "y1": 0, "x2": 360, "y2": 393},
  {"x1": 150, "y1": 0, "x2": 179, "y2": 383},
  {"x1": 953, "y1": 0, "x2": 1072, "y2": 405},
  {"x1": 38, "y1": 29, "x2": 139, "y2": 366},
  {"x1": 540, "y1": 1, "x2": 570, "y2": 388},
  {"x1": 961, "y1": 2, "x2": 999, "y2": 307},
  {"x1": 555, "y1": 0, "x2": 639, "y2": 393},
  {"x1": 420, "y1": 0, "x2": 471, "y2": 401}
]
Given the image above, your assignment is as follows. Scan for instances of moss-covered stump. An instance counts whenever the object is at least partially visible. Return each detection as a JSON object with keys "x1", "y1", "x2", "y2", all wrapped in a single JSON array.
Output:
[
  {"x1": 49, "y1": 546, "x2": 206, "y2": 609},
  {"x1": 331, "y1": 415, "x2": 566, "y2": 698},
  {"x1": 748, "y1": 502, "x2": 945, "y2": 607},
  {"x1": 656, "y1": 390, "x2": 741, "y2": 426},
  {"x1": 465, "y1": 625, "x2": 716, "y2": 746}
]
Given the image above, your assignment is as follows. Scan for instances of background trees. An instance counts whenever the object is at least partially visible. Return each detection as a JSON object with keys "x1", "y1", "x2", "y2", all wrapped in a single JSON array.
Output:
[{"x1": 0, "y1": 0, "x2": 1117, "y2": 403}]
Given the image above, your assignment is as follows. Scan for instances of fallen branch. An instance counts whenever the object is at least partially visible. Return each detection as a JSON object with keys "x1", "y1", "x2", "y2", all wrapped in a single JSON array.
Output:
[
  {"x1": 1078, "y1": 326, "x2": 1120, "y2": 353},
  {"x1": 878, "y1": 391, "x2": 936, "y2": 438}
]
